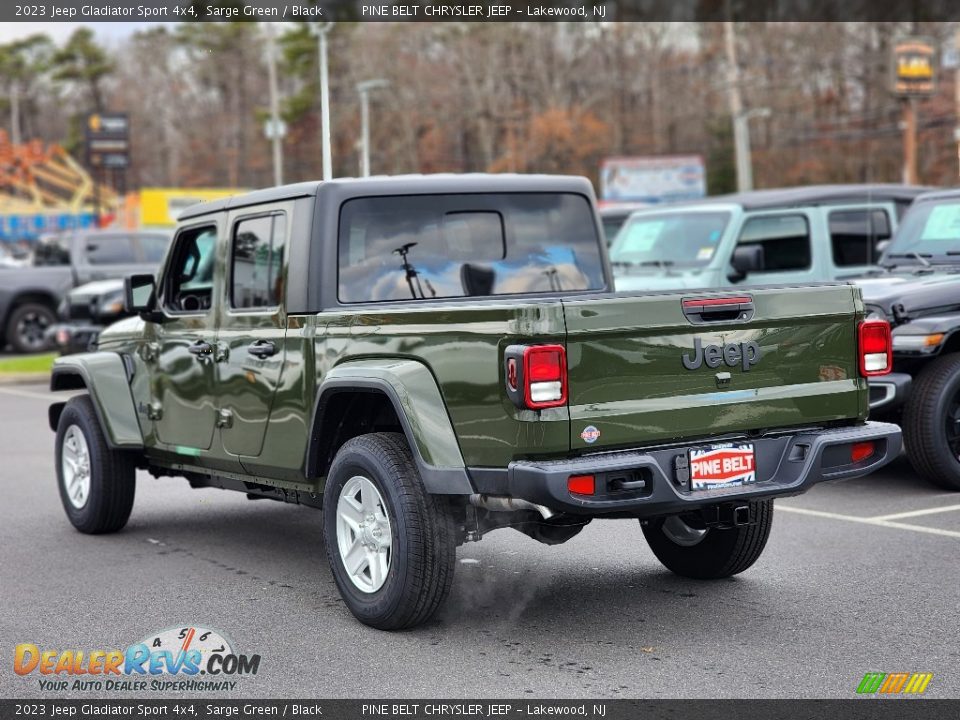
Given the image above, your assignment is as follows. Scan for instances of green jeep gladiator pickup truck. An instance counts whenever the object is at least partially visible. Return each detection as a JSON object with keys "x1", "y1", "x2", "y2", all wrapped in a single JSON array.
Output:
[{"x1": 48, "y1": 175, "x2": 901, "y2": 630}]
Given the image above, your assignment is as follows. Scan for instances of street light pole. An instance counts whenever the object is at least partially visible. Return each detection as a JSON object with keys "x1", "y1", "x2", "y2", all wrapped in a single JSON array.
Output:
[
  {"x1": 735, "y1": 107, "x2": 771, "y2": 192},
  {"x1": 356, "y1": 79, "x2": 389, "y2": 178},
  {"x1": 265, "y1": 23, "x2": 283, "y2": 186},
  {"x1": 312, "y1": 22, "x2": 334, "y2": 181}
]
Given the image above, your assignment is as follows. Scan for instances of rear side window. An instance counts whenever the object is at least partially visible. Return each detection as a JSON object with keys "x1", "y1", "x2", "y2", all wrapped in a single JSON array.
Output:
[
  {"x1": 736, "y1": 214, "x2": 811, "y2": 272},
  {"x1": 829, "y1": 209, "x2": 891, "y2": 267},
  {"x1": 337, "y1": 193, "x2": 605, "y2": 302},
  {"x1": 231, "y1": 213, "x2": 286, "y2": 309},
  {"x1": 84, "y1": 235, "x2": 137, "y2": 265}
]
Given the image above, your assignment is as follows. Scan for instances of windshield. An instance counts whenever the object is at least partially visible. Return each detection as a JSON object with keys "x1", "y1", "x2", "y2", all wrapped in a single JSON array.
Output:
[
  {"x1": 883, "y1": 199, "x2": 960, "y2": 264},
  {"x1": 609, "y1": 211, "x2": 731, "y2": 268}
]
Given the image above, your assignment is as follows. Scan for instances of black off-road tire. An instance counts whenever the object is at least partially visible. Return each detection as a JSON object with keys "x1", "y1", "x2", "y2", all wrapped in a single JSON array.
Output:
[
  {"x1": 7, "y1": 302, "x2": 56, "y2": 354},
  {"x1": 902, "y1": 353, "x2": 960, "y2": 491},
  {"x1": 642, "y1": 500, "x2": 774, "y2": 579},
  {"x1": 322, "y1": 432, "x2": 456, "y2": 630},
  {"x1": 55, "y1": 395, "x2": 136, "y2": 534}
]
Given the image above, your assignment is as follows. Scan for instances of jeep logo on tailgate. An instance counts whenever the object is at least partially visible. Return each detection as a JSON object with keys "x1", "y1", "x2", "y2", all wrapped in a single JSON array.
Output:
[{"x1": 682, "y1": 338, "x2": 762, "y2": 372}]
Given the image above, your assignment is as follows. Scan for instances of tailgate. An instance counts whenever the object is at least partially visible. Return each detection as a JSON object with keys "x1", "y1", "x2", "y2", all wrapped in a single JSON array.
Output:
[{"x1": 563, "y1": 285, "x2": 865, "y2": 451}]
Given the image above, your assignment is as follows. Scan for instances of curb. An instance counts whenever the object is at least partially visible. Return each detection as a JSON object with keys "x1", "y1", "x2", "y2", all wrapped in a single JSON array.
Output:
[{"x1": 0, "y1": 372, "x2": 51, "y2": 386}]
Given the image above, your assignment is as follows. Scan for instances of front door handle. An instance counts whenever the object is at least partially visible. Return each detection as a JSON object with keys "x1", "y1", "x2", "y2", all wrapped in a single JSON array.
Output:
[
  {"x1": 187, "y1": 340, "x2": 213, "y2": 358},
  {"x1": 247, "y1": 340, "x2": 277, "y2": 359}
]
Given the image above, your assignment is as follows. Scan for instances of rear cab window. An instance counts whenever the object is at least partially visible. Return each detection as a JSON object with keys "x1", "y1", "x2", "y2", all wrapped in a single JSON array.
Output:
[
  {"x1": 337, "y1": 193, "x2": 605, "y2": 303},
  {"x1": 83, "y1": 234, "x2": 138, "y2": 265},
  {"x1": 829, "y1": 208, "x2": 891, "y2": 267}
]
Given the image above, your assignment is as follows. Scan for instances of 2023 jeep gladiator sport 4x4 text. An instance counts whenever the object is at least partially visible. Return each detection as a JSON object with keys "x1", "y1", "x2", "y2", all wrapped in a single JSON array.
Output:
[{"x1": 48, "y1": 175, "x2": 901, "y2": 629}]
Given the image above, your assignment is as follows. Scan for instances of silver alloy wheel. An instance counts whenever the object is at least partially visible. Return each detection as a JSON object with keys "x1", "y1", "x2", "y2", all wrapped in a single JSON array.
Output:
[
  {"x1": 336, "y1": 475, "x2": 393, "y2": 593},
  {"x1": 61, "y1": 424, "x2": 92, "y2": 510},
  {"x1": 661, "y1": 515, "x2": 709, "y2": 547}
]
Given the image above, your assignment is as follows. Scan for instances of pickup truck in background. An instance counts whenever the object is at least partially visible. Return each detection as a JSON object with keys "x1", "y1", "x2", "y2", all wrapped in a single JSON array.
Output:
[
  {"x1": 48, "y1": 175, "x2": 900, "y2": 630},
  {"x1": 0, "y1": 230, "x2": 170, "y2": 353},
  {"x1": 611, "y1": 184, "x2": 925, "y2": 293},
  {"x1": 858, "y1": 188, "x2": 960, "y2": 490}
]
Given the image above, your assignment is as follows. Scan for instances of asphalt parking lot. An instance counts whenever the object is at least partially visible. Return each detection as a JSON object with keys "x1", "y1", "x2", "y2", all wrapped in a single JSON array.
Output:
[{"x1": 1, "y1": 382, "x2": 958, "y2": 700}]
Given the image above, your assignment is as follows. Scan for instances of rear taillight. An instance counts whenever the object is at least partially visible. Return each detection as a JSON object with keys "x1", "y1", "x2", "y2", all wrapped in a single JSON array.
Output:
[
  {"x1": 858, "y1": 319, "x2": 892, "y2": 377},
  {"x1": 504, "y1": 344, "x2": 568, "y2": 410}
]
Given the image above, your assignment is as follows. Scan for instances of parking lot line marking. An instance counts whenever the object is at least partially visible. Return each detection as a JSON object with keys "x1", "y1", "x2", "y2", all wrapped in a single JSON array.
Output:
[
  {"x1": 0, "y1": 386, "x2": 53, "y2": 401},
  {"x1": 778, "y1": 504, "x2": 960, "y2": 540},
  {"x1": 870, "y1": 504, "x2": 960, "y2": 521}
]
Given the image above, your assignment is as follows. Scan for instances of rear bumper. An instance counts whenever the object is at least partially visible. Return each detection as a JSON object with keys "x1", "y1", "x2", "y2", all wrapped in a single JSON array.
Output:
[
  {"x1": 497, "y1": 422, "x2": 901, "y2": 517},
  {"x1": 868, "y1": 373, "x2": 911, "y2": 412}
]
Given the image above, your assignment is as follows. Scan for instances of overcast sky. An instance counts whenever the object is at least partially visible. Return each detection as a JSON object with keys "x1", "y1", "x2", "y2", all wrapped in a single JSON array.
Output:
[{"x1": 0, "y1": 22, "x2": 173, "y2": 46}]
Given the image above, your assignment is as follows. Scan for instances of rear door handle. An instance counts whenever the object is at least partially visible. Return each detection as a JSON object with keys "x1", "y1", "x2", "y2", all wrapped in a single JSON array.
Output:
[
  {"x1": 187, "y1": 340, "x2": 213, "y2": 358},
  {"x1": 247, "y1": 340, "x2": 277, "y2": 359}
]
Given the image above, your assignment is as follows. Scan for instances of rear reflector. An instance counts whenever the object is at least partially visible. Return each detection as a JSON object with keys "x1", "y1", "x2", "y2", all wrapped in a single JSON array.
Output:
[
  {"x1": 851, "y1": 441, "x2": 876, "y2": 463},
  {"x1": 567, "y1": 474, "x2": 595, "y2": 495},
  {"x1": 858, "y1": 319, "x2": 892, "y2": 377}
]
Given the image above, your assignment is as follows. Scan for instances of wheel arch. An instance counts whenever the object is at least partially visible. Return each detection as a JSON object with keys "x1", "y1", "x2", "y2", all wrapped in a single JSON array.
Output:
[
  {"x1": 49, "y1": 353, "x2": 144, "y2": 449},
  {"x1": 306, "y1": 360, "x2": 473, "y2": 495}
]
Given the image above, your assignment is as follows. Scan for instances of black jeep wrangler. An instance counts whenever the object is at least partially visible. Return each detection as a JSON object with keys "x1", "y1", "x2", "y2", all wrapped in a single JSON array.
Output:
[{"x1": 860, "y1": 188, "x2": 960, "y2": 490}]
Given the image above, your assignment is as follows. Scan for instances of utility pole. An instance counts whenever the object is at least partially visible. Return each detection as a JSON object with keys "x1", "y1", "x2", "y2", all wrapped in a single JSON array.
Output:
[
  {"x1": 356, "y1": 79, "x2": 389, "y2": 178},
  {"x1": 723, "y1": 21, "x2": 750, "y2": 192},
  {"x1": 312, "y1": 22, "x2": 334, "y2": 181},
  {"x1": 265, "y1": 23, "x2": 284, "y2": 186},
  {"x1": 10, "y1": 81, "x2": 20, "y2": 146},
  {"x1": 902, "y1": 98, "x2": 918, "y2": 185}
]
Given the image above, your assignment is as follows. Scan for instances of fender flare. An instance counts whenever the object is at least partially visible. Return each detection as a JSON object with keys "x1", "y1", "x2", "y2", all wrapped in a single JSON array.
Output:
[
  {"x1": 49, "y1": 353, "x2": 144, "y2": 449},
  {"x1": 307, "y1": 359, "x2": 473, "y2": 495}
]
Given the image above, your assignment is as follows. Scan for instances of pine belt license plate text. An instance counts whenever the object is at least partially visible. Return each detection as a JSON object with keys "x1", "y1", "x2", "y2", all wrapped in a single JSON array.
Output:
[{"x1": 688, "y1": 443, "x2": 757, "y2": 490}]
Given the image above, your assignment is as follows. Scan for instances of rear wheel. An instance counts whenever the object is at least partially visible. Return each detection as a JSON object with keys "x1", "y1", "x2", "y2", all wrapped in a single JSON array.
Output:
[
  {"x1": 55, "y1": 395, "x2": 136, "y2": 533},
  {"x1": 322, "y1": 432, "x2": 456, "y2": 630},
  {"x1": 642, "y1": 500, "x2": 774, "y2": 579},
  {"x1": 7, "y1": 302, "x2": 56, "y2": 354},
  {"x1": 903, "y1": 354, "x2": 960, "y2": 491}
]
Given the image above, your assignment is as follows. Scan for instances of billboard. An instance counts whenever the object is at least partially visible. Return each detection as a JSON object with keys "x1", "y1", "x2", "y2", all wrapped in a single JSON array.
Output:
[
  {"x1": 140, "y1": 188, "x2": 247, "y2": 227},
  {"x1": 0, "y1": 212, "x2": 96, "y2": 241},
  {"x1": 600, "y1": 155, "x2": 706, "y2": 204}
]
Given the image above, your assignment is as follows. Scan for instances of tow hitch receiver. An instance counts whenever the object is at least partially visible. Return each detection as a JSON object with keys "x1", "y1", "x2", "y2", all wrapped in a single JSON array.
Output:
[{"x1": 700, "y1": 504, "x2": 754, "y2": 529}]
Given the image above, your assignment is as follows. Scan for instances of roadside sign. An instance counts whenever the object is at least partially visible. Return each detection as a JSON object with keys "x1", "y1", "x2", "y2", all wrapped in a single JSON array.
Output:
[
  {"x1": 600, "y1": 155, "x2": 706, "y2": 204},
  {"x1": 892, "y1": 37, "x2": 938, "y2": 97},
  {"x1": 86, "y1": 112, "x2": 130, "y2": 167}
]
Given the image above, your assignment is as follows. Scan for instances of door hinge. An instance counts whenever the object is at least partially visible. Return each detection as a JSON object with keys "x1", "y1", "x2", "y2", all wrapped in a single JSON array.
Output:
[
  {"x1": 216, "y1": 408, "x2": 234, "y2": 429},
  {"x1": 215, "y1": 343, "x2": 230, "y2": 363},
  {"x1": 146, "y1": 402, "x2": 163, "y2": 421},
  {"x1": 139, "y1": 343, "x2": 159, "y2": 363}
]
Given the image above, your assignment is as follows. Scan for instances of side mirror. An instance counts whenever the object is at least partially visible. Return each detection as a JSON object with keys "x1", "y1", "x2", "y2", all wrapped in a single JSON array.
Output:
[
  {"x1": 124, "y1": 274, "x2": 163, "y2": 322},
  {"x1": 728, "y1": 245, "x2": 765, "y2": 283}
]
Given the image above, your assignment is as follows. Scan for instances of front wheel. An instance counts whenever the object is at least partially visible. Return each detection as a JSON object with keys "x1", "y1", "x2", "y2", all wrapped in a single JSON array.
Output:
[
  {"x1": 55, "y1": 395, "x2": 136, "y2": 534},
  {"x1": 902, "y1": 354, "x2": 960, "y2": 491},
  {"x1": 642, "y1": 500, "x2": 774, "y2": 579},
  {"x1": 322, "y1": 432, "x2": 456, "y2": 630}
]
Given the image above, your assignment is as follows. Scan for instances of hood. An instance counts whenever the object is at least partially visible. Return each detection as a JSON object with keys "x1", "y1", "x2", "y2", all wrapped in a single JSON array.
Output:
[
  {"x1": 855, "y1": 270, "x2": 960, "y2": 320},
  {"x1": 96, "y1": 316, "x2": 144, "y2": 347},
  {"x1": 68, "y1": 279, "x2": 124, "y2": 303},
  {"x1": 613, "y1": 269, "x2": 715, "y2": 293}
]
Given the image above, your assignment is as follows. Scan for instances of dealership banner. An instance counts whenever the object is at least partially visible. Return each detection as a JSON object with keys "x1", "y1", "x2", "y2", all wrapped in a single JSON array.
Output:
[
  {"x1": 0, "y1": 699, "x2": 953, "y2": 720},
  {"x1": 4, "y1": 0, "x2": 960, "y2": 22}
]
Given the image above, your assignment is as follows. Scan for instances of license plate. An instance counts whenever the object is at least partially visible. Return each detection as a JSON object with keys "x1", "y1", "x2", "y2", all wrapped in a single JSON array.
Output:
[{"x1": 688, "y1": 443, "x2": 757, "y2": 490}]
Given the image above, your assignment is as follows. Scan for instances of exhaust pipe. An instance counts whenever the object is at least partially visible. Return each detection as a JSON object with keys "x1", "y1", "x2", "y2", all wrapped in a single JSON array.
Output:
[{"x1": 469, "y1": 494, "x2": 554, "y2": 520}]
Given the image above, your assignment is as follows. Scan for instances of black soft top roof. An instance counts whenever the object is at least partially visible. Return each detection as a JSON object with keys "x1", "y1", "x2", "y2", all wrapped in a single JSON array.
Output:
[
  {"x1": 705, "y1": 183, "x2": 931, "y2": 211},
  {"x1": 177, "y1": 174, "x2": 596, "y2": 220},
  {"x1": 910, "y1": 187, "x2": 960, "y2": 205}
]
